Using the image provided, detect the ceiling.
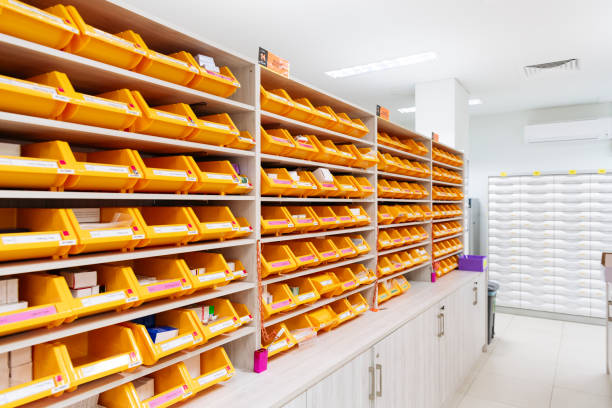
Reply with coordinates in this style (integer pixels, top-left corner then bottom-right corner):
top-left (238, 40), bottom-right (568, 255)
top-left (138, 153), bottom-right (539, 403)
top-left (122, 0), bottom-right (612, 124)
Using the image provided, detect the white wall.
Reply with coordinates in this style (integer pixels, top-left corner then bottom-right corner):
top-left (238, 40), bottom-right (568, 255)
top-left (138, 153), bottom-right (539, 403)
top-left (469, 103), bottom-right (612, 254)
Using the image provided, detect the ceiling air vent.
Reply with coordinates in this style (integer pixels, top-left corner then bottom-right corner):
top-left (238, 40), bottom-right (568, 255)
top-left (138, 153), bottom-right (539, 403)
top-left (524, 58), bottom-right (579, 76)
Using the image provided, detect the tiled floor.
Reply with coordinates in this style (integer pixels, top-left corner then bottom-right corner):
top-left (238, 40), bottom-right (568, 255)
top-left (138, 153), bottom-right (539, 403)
top-left (453, 313), bottom-right (612, 408)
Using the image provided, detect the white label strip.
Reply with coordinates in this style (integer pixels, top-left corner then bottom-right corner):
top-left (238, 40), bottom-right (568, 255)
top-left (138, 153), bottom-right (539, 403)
top-left (267, 93), bottom-right (289, 103)
top-left (319, 279), bottom-right (333, 286)
top-left (153, 225), bottom-right (188, 234)
top-left (198, 368), bottom-right (228, 386)
top-left (90, 27), bottom-right (145, 54)
top-left (155, 110), bottom-right (188, 122)
top-left (0, 378), bottom-right (55, 405)
top-left (151, 51), bottom-right (191, 68)
top-left (80, 291), bottom-right (127, 307)
top-left (205, 222), bottom-right (233, 230)
top-left (354, 304), bottom-right (367, 312)
top-left (152, 169), bottom-right (188, 178)
top-left (89, 228), bottom-right (133, 238)
top-left (297, 292), bottom-right (316, 302)
top-left (203, 121), bottom-right (231, 131)
top-left (84, 164), bottom-right (129, 174)
top-left (338, 311), bottom-right (352, 320)
top-left (0, 75), bottom-right (62, 97)
top-left (208, 319), bottom-right (235, 333)
top-left (267, 339), bottom-right (288, 353)
top-left (199, 272), bottom-right (226, 282)
top-left (2, 233), bottom-right (61, 245)
top-left (206, 173), bottom-right (234, 180)
top-left (0, 158), bottom-right (58, 169)
top-left (83, 94), bottom-right (130, 112)
top-left (80, 354), bottom-right (130, 378)
top-left (159, 333), bottom-right (193, 352)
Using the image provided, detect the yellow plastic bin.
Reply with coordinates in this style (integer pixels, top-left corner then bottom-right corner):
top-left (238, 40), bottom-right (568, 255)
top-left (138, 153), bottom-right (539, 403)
top-left (398, 251), bottom-right (415, 269)
top-left (307, 306), bottom-right (338, 332)
top-left (199, 298), bottom-right (240, 340)
top-left (314, 106), bottom-right (347, 134)
top-left (348, 293), bottom-right (369, 315)
top-left (311, 206), bottom-right (340, 230)
top-left (0, 1), bottom-right (79, 49)
top-left (378, 179), bottom-right (393, 198)
top-left (186, 347), bottom-right (235, 395)
top-left (264, 323), bottom-right (296, 357)
top-left (286, 240), bottom-right (320, 269)
top-left (0, 145), bottom-right (73, 191)
top-left (188, 63), bottom-right (241, 98)
top-left (182, 252), bottom-right (234, 289)
top-left (0, 342), bottom-right (71, 408)
top-left (330, 236), bottom-right (358, 259)
top-left (289, 134), bottom-right (319, 160)
top-left (228, 259), bottom-right (248, 280)
top-left (311, 138), bottom-right (345, 164)
top-left (387, 229), bottom-right (405, 247)
top-left (226, 130), bottom-right (255, 151)
top-left (186, 113), bottom-right (240, 146)
top-left (0, 71), bottom-right (72, 119)
top-left (329, 205), bottom-right (356, 227)
top-left (261, 167), bottom-right (298, 196)
top-left (395, 276), bottom-right (411, 293)
top-left (397, 227), bottom-right (414, 245)
top-left (352, 146), bottom-right (378, 169)
top-left (132, 154), bottom-right (198, 194)
top-left (133, 48), bottom-right (199, 86)
top-left (330, 298), bottom-right (355, 325)
top-left (129, 206), bottom-right (198, 247)
top-left (59, 85), bottom-right (142, 130)
top-left (0, 208), bottom-right (77, 262)
top-left (387, 280), bottom-right (402, 298)
top-left (331, 176), bottom-right (359, 198)
top-left (142, 362), bottom-right (194, 407)
top-left (229, 217), bottom-right (253, 239)
top-left (189, 160), bottom-right (239, 195)
top-left (262, 283), bottom-right (297, 319)
top-left (349, 234), bottom-right (371, 255)
top-left (23, 141), bottom-right (141, 193)
top-left (260, 86), bottom-right (295, 116)
top-left (377, 282), bottom-right (392, 304)
top-left (285, 96), bottom-right (316, 123)
top-left (285, 314), bottom-right (317, 344)
top-left (305, 170), bottom-right (337, 197)
top-left (310, 238), bottom-right (341, 263)
top-left (232, 302), bottom-right (253, 326)
top-left (333, 144), bottom-right (357, 167)
top-left (189, 206), bottom-right (239, 242)
top-left (338, 114), bottom-right (369, 138)
top-left (124, 309), bottom-right (203, 366)
top-left (377, 206), bottom-right (394, 225)
top-left (349, 206), bottom-right (371, 227)
top-left (331, 267), bottom-right (358, 295)
top-left (285, 206), bottom-right (318, 232)
top-left (261, 206), bottom-right (295, 236)
top-left (377, 256), bottom-right (394, 277)
top-left (378, 231), bottom-right (392, 250)
top-left (48, 325), bottom-right (142, 389)
top-left (261, 244), bottom-right (298, 277)
top-left (0, 274), bottom-right (73, 337)
top-left (310, 272), bottom-right (341, 297)
top-left (261, 127), bottom-right (296, 156)
top-left (129, 91), bottom-right (197, 139)
top-left (389, 254), bottom-right (405, 272)
top-left (353, 177), bottom-right (374, 198)
top-left (229, 174), bottom-right (254, 195)
top-left (309, 105), bottom-right (338, 129)
top-left (286, 277), bottom-right (320, 306)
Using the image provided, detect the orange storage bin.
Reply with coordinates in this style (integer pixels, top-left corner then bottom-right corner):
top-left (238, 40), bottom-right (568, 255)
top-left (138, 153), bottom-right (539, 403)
top-left (261, 206), bottom-right (295, 235)
top-left (184, 113), bottom-right (241, 146)
top-left (311, 138), bottom-right (345, 164)
top-left (348, 293), bottom-right (369, 315)
top-left (349, 235), bottom-right (370, 255)
top-left (309, 106), bottom-right (338, 129)
top-left (0, 71), bottom-right (71, 119)
top-left (398, 251), bottom-right (414, 269)
top-left (188, 63), bottom-right (241, 98)
top-left (350, 264), bottom-right (376, 285)
top-left (389, 254), bottom-right (405, 272)
top-left (22, 141), bottom-right (141, 193)
top-left (129, 91), bottom-right (197, 139)
top-left (285, 96), bottom-right (317, 123)
top-left (260, 86), bottom-right (295, 116)
top-left (285, 206), bottom-right (318, 232)
top-left (318, 107), bottom-right (350, 134)
top-left (378, 179), bottom-right (393, 197)
top-left (310, 272), bottom-right (341, 297)
top-left (353, 177), bottom-right (374, 198)
top-left (331, 267), bottom-right (358, 295)
top-left (378, 230), bottom-right (393, 250)
top-left (307, 306), bottom-right (338, 332)
top-left (228, 217), bottom-right (252, 239)
top-left (133, 48), bottom-right (199, 86)
top-left (377, 256), bottom-right (394, 277)
top-left (333, 176), bottom-right (360, 198)
top-left (395, 276), bottom-right (411, 293)
top-left (264, 323), bottom-right (296, 357)
top-left (132, 154), bottom-right (198, 194)
top-left (330, 236), bottom-right (358, 259)
top-left (388, 229), bottom-right (405, 247)
top-left (261, 244), bottom-right (298, 277)
top-left (349, 206), bottom-right (371, 227)
top-left (285, 314), bottom-right (317, 344)
top-left (186, 347), bottom-right (235, 395)
top-left (333, 144), bottom-right (357, 167)
top-left (310, 206), bottom-right (340, 229)
top-left (189, 206), bottom-right (239, 242)
top-left (226, 130), bottom-right (255, 151)
top-left (330, 205), bottom-right (356, 227)
top-left (189, 160), bottom-right (239, 195)
top-left (261, 167), bottom-right (298, 196)
top-left (262, 283), bottom-right (297, 319)
top-left (377, 281), bottom-right (392, 304)
top-left (288, 134), bottom-right (319, 160)
top-left (197, 298), bottom-right (240, 339)
top-left (330, 298), bottom-right (356, 325)
top-left (124, 309), bottom-right (203, 365)
top-left (131, 206), bottom-right (198, 247)
top-left (286, 276), bottom-right (320, 306)
top-left (311, 238), bottom-right (341, 263)
top-left (261, 127), bottom-right (295, 156)
top-left (182, 252), bottom-right (234, 289)
top-left (377, 205), bottom-right (394, 225)
top-left (287, 241), bottom-right (321, 268)
top-left (232, 302), bottom-right (253, 325)
top-left (306, 170), bottom-right (338, 197)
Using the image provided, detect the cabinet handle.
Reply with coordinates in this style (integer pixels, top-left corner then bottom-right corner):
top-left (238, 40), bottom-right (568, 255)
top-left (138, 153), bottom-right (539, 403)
top-left (369, 366), bottom-right (375, 400)
top-left (473, 286), bottom-right (478, 305)
top-left (437, 313), bottom-right (443, 337)
top-left (376, 363), bottom-right (382, 397)
top-left (441, 312), bottom-right (445, 336)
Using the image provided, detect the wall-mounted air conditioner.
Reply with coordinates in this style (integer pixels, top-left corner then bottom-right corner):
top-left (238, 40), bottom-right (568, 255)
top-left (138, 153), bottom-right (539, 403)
top-left (524, 118), bottom-right (612, 143)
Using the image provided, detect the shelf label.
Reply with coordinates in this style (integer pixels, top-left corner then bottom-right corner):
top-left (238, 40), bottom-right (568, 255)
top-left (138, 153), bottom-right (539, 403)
top-left (205, 222), bottom-right (233, 230)
top-left (322, 251), bottom-right (336, 258)
top-left (0, 158), bottom-right (58, 169)
top-left (80, 354), bottom-right (130, 378)
top-left (267, 93), bottom-right (290, 103)
top-left (0, 378), bottom-right (55, 405)
top-left (80, 291), bottom-right (127, 307)
top-left (341, 248), bottom-right (355, 254)
top-left (153, 225), bottom-right (188, 234)
top-left (199, 272), bottom-right (226, 282)
top-left (89, 228), bottom-right (133, 238)
top-left (90, 27), bottom-right (145, 54)
top-left (202, 121), bottom-right (230, 131)
top-left (267, 220), bottom-right (288, 226)
top-left (343, 280), bottom-right (355, 288)
top-left (2, 233), bottom-right (61, 245)
top-left (338, 311), bottom-right (352, 320)
top-left (198, 368), bottom-right (228, 386)
top-left (84, 164), bottom-right (129, 174)
top-left (205, 173), bottom-right (234, 180)
top-left (321, 217), bottom-right (336, 223)
top-left (207, 318), bottom-right (235, 333)
top-left (354, 304), bottom-right (367, 312)
top-left (267, 339), bottom-right (288, 353)
top-left (146, 280), bottom-right (182, 293)
top-left (240, 314), bottom-right (253, 324)
top-left (0, 305), bottom-right (56, 325)
top-left (159, 333), bottom-right (194, 352)
top-left (82, 94), bottom-right (132, 113)
top-left (297, 292), bottom-right (316, 302)
top-left (319, 279), bottom-right (333, 286)
top-left (233, 269), bottom-right (247, 278)
top-left (270, 136), bottom-right (291, 144)
top-left (298, 255), bottom-right (315, 262)
top-left (152, 169), bottom-right (188, 178)
top-left (146, 385), bottom-right (186, 408)
top-left (271, 260), bottom-right (291, 268)
top-left (154, 110), bottom-right (188, 122)
top-left (271, 299), bottom-right (291, 310)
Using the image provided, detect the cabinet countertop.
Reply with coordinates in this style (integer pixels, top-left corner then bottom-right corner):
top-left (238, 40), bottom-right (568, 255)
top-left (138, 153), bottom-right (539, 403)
top-left (177, 271), bottom-right (484, 408)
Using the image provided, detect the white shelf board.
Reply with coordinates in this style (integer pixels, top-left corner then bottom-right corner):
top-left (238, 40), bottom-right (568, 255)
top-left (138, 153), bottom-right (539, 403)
top-left (432, 200), bottom-right (463, 204)
top-left (433, 233), bottom-right (464, 243)
top-left (263, 283), bottom-right (375, 327)
top-left (261, 197), bottom-right (374, 203)
top-left (0, 112), bottom-right (255, 156)
top-left (432, 160), bottom-right (463, 172)
top-left (260, 153), bottom-right (374, 175)
top-left (378, 221), bottom-right (430, 229)
top-left (0, 281), bottom-right (254, 353)
top-left (377, 241), bottom-right (429, 256)
top-left (375, 117), bottom-right (430, 142)
top-left (260, 226), bottom-right (374, 243)
top-left (378, 263), bottom-right (432, 283)
top-left (21, 326), bottom-right (256, 408)
top-left (0, 239), bottom-right (255, 276)
top-left (0, 33), bottom-right (254, 112)
top-left (377, 144), bottom-right (431, 162)
top-left (377, 171), bottom-right (430, 183)
top-left (0, 190), bottom-right (255, 201)
top-left (434, 249), bottom-right (464, 262)
top-left (262, 254), bottom-right (375, 285)
top-left (432, 180), bottom-right (464, 187)
top-left (432, 217), bottom-right (463, 223)
top-left (261, 111), bottom-right (373, 146)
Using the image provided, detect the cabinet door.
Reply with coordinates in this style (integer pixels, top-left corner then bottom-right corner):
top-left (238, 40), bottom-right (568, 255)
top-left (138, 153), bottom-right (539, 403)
top-left (306, 349), bottom-right (372, 408)
top-left (439, 292), bottom-right (463, 406)
top-left (417, 303), bottom-right (442, 408)
top-left (373, 318), bottom-right (418, 407)
top-left (282, 392), bottom-right (307, 408)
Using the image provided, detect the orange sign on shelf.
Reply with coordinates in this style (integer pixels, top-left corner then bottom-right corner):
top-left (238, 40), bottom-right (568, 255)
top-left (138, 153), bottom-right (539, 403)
top-left (376, 105), bottom-right (390, 120)
top-left (258, 47), bottom-right (289, 77)
top-left (432, 132), bottom-right (440, 142)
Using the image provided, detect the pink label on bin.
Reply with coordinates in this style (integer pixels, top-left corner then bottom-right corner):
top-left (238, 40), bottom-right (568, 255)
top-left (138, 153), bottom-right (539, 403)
top-left (344, 280), bottom-right (355, 287)
top-left (271, 299), bottom-right (291, 309)
top-left (298, 142), bottom-right (313, 148)
top-left (321, 217), bottom-right (336, 222)
top-left (271, 261), bottom-right (291, 268)
top-left (321, 183), bottom-right (335, 188)
top-left (299, 255), bottom-right (315, 262)
top-left (0, 305), bottom-right (56, 325)
top-left (339, 216), bottom-right (352, 221)
top-left (147, 386), bottom-right (185, 408)
top-left (297, 219), bottom-right (313, 224)
top-left (268, 220), bottom-right (288, 225)
top-left (147, 280), bottom-right (182, 293)
top-left (341, 248), bottom-right (354, 254)
top-left (271, 136), bottom-right (290, 144)
top-left (274, 179), bottom-right (291, 184)
top-left (322, 251), bottom-right (336, 257)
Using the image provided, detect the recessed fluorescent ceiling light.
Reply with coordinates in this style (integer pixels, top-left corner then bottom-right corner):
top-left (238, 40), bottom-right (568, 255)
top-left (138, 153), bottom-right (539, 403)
top-left (398, 99), bottom-right (483, 113)
top-left (325, 52), bottom-right (437, 79)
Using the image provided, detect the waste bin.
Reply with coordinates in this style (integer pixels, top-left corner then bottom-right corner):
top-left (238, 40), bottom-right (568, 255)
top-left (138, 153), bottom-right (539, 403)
top-left (488, 281), bottom-right (500, 344)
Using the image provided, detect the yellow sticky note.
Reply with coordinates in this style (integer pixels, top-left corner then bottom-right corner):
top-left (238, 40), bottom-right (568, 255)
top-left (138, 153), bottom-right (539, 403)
top-left (568, 169), bottom-right (576, 175)
top-left (533, 171), bottom-right (541, 176)
top-left (500, 172), bottom-right (507, 177)
top-left (598, 169), bottom-right (607, 174)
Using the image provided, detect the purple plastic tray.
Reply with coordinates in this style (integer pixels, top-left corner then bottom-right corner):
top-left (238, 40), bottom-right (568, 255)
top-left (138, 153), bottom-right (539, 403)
top-left (458, 255), bottom-right (487, 272)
